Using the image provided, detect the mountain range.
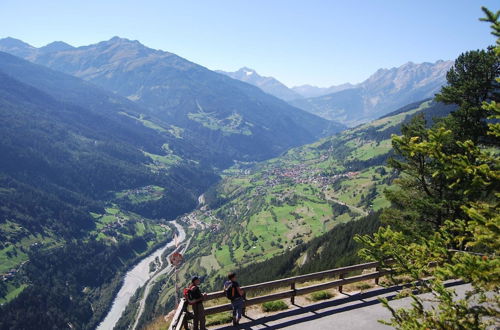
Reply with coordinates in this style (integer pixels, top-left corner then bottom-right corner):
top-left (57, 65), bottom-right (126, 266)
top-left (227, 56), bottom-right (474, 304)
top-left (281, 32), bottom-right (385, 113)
top-left (220, 60), bottom-right (453, 126)
top-left (0, 50), bottom-right (225, 328)
top-left (0, 35), bottom-right (457, 329)
top-left (1, 36), bottom-right (453, 129)
top-left (0, 37), bottom-right (344, 162)
top-left (0, 37), bottom-right (346, 327)
top-left (216, 67), bottom-right (302, 101)
top-left (0, 51), bottom-right (218, 213)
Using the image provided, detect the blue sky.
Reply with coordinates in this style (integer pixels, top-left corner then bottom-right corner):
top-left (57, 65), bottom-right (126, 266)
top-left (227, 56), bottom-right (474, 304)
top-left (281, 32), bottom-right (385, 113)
top-left (0, 0), bottom-right (497, 87)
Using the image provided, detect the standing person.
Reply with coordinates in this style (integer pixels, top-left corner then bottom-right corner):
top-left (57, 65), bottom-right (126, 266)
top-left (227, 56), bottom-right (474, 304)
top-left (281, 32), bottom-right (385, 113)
top-left (224, 272), bottom-right (245, 326)
top-left (186, 276), bottom-right (207, 330)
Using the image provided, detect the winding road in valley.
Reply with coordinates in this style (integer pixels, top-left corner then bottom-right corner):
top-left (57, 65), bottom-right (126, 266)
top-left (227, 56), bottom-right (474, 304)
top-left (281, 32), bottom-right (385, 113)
top-left (97, 221), bottom-right (185, 330)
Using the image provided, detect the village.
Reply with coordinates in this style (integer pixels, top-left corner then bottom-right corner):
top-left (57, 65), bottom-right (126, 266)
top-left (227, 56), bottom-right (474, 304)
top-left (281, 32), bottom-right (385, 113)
top-left (264, 164), bottom-right (359, 188)
top-left (179, 156), bottom-right (360, 235)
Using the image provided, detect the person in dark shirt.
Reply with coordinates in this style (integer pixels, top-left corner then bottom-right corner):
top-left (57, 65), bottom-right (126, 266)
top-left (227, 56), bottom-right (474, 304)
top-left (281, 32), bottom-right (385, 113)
top-left (224, 272), bottom-right (245, 326)
top-left (188, 276), bottom-right (207, 330)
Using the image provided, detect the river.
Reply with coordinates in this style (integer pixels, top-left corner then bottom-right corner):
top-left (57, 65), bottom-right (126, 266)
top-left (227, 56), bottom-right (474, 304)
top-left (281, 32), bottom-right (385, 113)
top-left (96, 221), bottom-right (185, 330)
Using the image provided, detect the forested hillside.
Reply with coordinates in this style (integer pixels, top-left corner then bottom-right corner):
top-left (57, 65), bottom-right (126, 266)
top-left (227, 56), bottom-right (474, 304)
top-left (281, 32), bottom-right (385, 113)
top-left (0, 53), bottom-right (217, 329)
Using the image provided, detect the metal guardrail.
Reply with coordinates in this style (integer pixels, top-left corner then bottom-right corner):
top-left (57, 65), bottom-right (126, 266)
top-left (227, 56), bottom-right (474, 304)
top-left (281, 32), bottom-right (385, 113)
top-left (168, 261), bottom-right (389, 330)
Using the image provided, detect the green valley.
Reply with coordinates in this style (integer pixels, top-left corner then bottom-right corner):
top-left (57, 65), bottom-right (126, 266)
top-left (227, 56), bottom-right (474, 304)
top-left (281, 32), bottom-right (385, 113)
top-left (0, 4), bottom-right (497, 330)
top-left (132, 100), bottom-right (455, 328)
top-left (185, 101), bottom-right (443, 276)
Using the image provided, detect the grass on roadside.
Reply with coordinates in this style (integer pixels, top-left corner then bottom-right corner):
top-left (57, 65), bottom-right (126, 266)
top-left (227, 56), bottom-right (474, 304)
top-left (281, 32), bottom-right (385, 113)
top-left (309, 290), bottom-right (334, 301)
top-left (206, 312), bottom-right (233, 326)
top-left (262, 300), bottom-right (288, 312)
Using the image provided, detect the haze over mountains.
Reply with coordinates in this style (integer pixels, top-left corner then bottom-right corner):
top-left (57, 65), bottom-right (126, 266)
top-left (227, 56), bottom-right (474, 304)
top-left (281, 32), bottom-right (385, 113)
top-left (216, 67), bottom-right (303, 101)
top-left (291, 83), bottom-right (355, 98)
top-left (221, 60), bottom-right (453, 126)
top-left (0, 37), bottom-right (343, 162)
top-left (0, 36), bottom-right (454, 129)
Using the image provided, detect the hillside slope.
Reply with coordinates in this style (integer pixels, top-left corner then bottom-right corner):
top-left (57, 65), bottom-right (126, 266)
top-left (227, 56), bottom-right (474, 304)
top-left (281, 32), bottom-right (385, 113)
top-left (186, 100), bottom-right (453, 275)
top-left (0, 53), bottom-right (221, 328)
top-left (135, 100), bottom-right (456, 326)
top-left (0, 37), bottom-right (345, 161)
top-left (0, 51), bottom-right (220, 215)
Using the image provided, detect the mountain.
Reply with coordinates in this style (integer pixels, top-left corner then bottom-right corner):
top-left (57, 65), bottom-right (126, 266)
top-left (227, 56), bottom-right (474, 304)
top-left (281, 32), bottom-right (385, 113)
top-left (0, 37), bottom-right (345, 161)
top-left (216, 67), bottom-right (302, 101)
top-left (38, 41), bottom-right (74, 53)
top-left (289, 60), bottom-right (453, 126)
top-left (291, 83), bottom-right (355, 98)
top-left (215, 60), bottom-right (452, 127)
top-left (0, 51), bottom-right (224, 328)
top-left (0, 51), bottom-right (218, 212)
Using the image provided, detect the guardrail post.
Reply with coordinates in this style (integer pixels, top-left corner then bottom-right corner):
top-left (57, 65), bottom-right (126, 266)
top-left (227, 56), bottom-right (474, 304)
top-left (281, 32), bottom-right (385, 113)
top-left (338, 273), bottom-right (345, 293)
top-left (375, 266), bottom-right (380, 285)
top-left (290, 282), bottom-right (296, 304)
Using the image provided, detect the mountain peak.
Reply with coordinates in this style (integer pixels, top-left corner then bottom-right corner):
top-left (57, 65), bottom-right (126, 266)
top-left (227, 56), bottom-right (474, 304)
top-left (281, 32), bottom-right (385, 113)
top-left (0, 37), bottom-right (34, 49)
top-left (218, 67), bottom-right (303, 101)
top-left (106, 36), bottom-right (142, 46)
top-left (238, 67), bottom-right (257, 76)
top-left (40, 41), bottom-right (74, 53)
top-left (401, 61), bottom-right (416, 67)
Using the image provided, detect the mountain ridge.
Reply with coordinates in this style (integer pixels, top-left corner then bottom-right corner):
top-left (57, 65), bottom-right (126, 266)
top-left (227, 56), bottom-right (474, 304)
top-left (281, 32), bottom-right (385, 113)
top-left (214, 59), bottom-right (452, 127)
top-left (289, 60), bottom-right (453, 126)
top-left (0, 37), bottom-right (345, 161)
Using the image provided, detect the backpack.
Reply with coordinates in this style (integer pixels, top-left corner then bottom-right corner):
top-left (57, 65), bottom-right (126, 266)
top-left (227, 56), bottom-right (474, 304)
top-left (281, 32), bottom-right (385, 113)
top-left (183, 284), bottom-right (196, 305)
top-left (224, 281), bottom-right (237, 300)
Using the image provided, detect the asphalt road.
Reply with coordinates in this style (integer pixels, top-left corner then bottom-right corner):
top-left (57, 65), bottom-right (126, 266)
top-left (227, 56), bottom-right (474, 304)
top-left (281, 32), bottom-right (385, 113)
top-left (214, 281), bottom-right (469, 330)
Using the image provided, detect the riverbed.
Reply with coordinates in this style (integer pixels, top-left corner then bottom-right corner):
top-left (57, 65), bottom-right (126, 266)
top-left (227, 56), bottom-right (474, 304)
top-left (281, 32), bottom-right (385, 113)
top-left (96, 221), bottom-right (185, 330)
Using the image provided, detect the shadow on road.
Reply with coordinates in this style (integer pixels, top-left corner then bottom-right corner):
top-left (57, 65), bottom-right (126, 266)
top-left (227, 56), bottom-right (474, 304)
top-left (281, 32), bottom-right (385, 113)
top-left (214, 280), bottom-right (464, 329)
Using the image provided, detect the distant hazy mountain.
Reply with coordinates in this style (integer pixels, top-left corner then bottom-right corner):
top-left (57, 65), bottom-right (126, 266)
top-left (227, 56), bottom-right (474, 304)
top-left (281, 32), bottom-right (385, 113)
top-left (291, 83), bottom-right (355, 98)
top-left (289, 60), bottom-right (453, 126)
top-left (216, 67), bottom-right (302, 101)
top-left (0, 37), bottom-right (344, 161)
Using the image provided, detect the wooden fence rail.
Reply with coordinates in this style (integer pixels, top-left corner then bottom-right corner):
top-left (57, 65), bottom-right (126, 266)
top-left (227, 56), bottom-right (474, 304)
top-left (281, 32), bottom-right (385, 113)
top-left (168, 261), bottom-right (390, 330)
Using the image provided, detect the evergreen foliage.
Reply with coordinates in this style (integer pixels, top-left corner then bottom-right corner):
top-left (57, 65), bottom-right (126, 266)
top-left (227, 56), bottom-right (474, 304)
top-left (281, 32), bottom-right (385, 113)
top-left (355, 8), bottom-right (500, 328)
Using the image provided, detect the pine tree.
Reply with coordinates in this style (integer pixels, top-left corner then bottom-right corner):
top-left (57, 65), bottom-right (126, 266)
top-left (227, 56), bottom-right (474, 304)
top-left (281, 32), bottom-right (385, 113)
top-left (436, 48), bottom-right (499, 143)
top-left (355, 7), bottom-right (500, 328)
